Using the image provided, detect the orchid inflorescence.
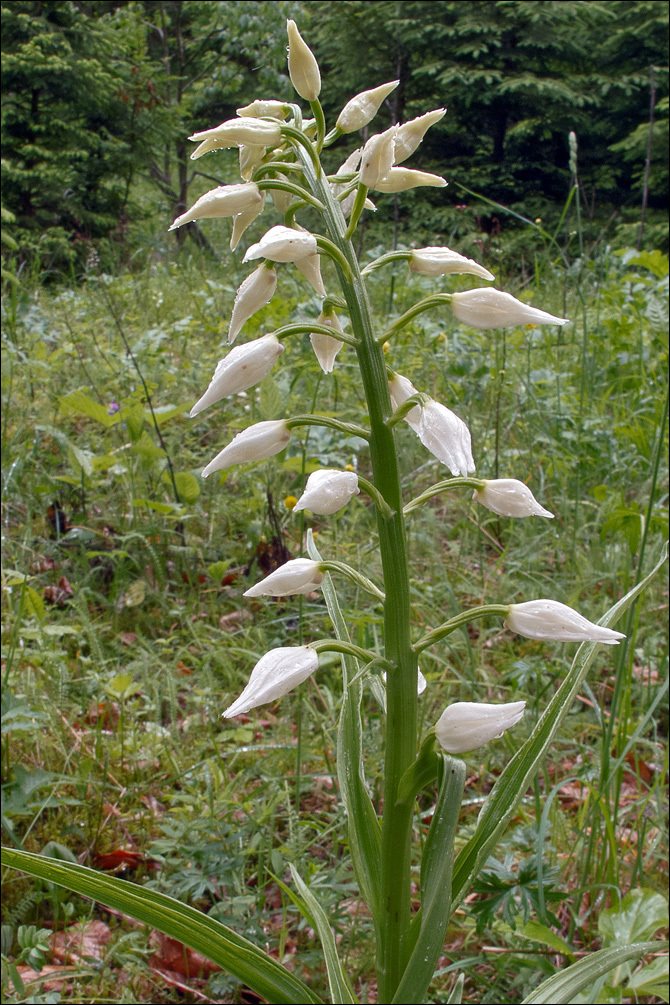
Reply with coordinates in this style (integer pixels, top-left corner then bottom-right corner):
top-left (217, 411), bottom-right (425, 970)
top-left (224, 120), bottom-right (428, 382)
top-left (174, 20), bottom-right (626, 1002)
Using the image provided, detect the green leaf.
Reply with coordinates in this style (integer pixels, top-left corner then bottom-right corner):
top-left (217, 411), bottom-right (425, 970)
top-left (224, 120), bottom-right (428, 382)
top-left (521, 942), bottom-right (668, 1004)
top-left (163, 470), bottom-right (200, 504)
top-left (392, 755), bottom-right (466, 1003)
top-left (2, 849), bottom-right (323, 1005)
top-left (59, 390), bottom-right (119, 427)
top-left (599, 889), bottom-right (669, 948)
top-left (451, 545), bottom-right (668, 909)
top-left (307, 530), bottom-right (382, 931)
top-left (24, 586), bottom-right (46, 621)
top-left (626, 954), bottom-right (669, 1000)
top-left (518, 920), bottom-right (576, 960)
top-left (151, 402), bottom-right (190, 425)
top-left (132, 498), bottom-right (179, 515)
top-left (288, 865), bottom-right (359, 1005)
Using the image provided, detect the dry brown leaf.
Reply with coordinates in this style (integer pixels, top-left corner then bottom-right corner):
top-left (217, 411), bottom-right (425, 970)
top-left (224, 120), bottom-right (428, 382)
top-left (51, 920), bottom-right (111, 964)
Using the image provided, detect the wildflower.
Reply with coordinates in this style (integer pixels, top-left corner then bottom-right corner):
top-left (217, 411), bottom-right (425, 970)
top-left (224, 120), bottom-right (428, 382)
top-left (474, 480), bottom-right (554, 518)
top-left (284, 495), bottom-right (298, 511)
top-left (389, 374), bottom-right (475, 476)
top-left (223, 645), bottom-right (319, 717)
top-left (230, 196), bottom-right (266, 252)
top-left (450, 289), bottom-right (568, 329)
top-left (201, 420), bottom-right (290, 478)
top-left (435, 701), bottom-right (526, 754)
top-left (336, 80), bottom-right (399, 133)
top-left (168, 183), bottom-right (263, 231)
top-left (287, 20), bottom-right (321, 101)
top-left (243, 225), bottom-right (317, 263)
top-left (244, 558), bottom-right (324, 597)
top-left (293, 469), bottom-right (360, 515)
top-left (505, 601), bottom-right (625, 644)
top-left (107, 401), bottom-right (120, 415)
top-left (360, 126), bottom-right (398, 189)
top-left (189, 119), bottom-right (282, 160)
top-left (295, 253), bottom-right (326, 296)
top-left (410, 247), bottom-right (494, 282)
top-left (417, 401), bottom-right (476, 477)
top-left (237, 99), bottom-right (289, 119)
top-left (238, 143), bottom-right (266, 181)
top-left (190, 335), bottom-right (284, 418)
top-left (393, 109), bottom-right (446, 164)
top-left (228, 265), bottom-right (277, 344)
top-left (310, 311), bottom-right (345, 373)
top-left (373, 168), bottom-right (447, 193)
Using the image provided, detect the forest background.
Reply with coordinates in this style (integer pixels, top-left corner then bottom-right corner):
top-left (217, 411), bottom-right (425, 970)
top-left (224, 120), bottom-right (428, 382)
top-left (1, 3), bottom-right (669, 1004)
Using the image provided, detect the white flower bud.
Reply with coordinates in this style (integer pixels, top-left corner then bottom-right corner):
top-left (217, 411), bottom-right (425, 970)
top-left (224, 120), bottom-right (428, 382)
top-left (389, 374), bottom-right (475, 476)
top-left (287, 20), bottom-right (321, 101)
top-left (295, 253), bottom-right (326, 296)
top-left (201, 420), bottom-right (290, 477)
top-left (388, 372), bottom-right (421, 429)
top-left (190, 335), bottom-right (284, 418)
top-left (230, 196), bottom-right (266, 252)
top-left (310, 311), bottom-right (344, 373)
top-left (229, 265), bottom-right (277, 344)
top-left (373, 168), bottom-right (447, 193)
top-left (223, 645), bottom-right (319, 717)
top-left (450, 289), bottom-right (569, 329)
top-left (244, 558), bottom-right (324, 597)
top-left (393, 109), bottom-right (446, 164)
top-left (336, 80), bottom-right (399, 133)
top-left (293, 469), bottom-right (360, 515)
top-left (474, 479), bottom-right (554, 519)
top-left (189, 119), bottom-right (282, 159)
top-left (168, 183), bottom-right (262, 231)
top-left (237, 99), bottom-right (289, 119)
top-left (505, 601), bottom-right (625, 644)
top-left (238, 143), bottom-right (266, 181)
top-left (360, 126), bottom-right (398, 188)
top-left (243, 225), bottom-right (317, 263)
top-left (410, 247), bottom-right (495, 282)
top-left (435, 701), bottom-right (525, 754)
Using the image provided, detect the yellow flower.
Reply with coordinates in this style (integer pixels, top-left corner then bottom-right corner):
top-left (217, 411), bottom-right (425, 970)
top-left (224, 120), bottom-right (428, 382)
top-left (284, 495), bottom-right (298, 511)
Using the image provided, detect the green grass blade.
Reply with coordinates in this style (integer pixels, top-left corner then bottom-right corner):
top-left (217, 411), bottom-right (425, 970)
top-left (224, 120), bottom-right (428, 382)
top-left (521, 941), bottom-right (668, 1004)
top-left (288, 864), bottom-right (359, 1005)
top-left (452, 544), bottom-right (668, 907)
top-left (392, 755), bottom-right (466, 1003)
top-left (2, 848), bottom-right (323, 1005)
top-left (307, 531), bottom-right (382, 926)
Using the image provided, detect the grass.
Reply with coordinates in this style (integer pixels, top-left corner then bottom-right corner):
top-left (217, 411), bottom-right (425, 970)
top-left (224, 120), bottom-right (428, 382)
top-left (1, 229), bottom-right (668, 1003)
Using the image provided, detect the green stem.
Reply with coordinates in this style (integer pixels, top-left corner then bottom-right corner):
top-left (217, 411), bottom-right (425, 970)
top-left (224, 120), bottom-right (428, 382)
top-left (286, 413), bottom-right (369, 440)
top-left (256, 179), bottom-right (324, 211)
top-left (320, 561), bottom-right (385, 602)
top-left (311, 639), bottom-right (393, 669)
top-left (356, 475), bottom-right (394, 520)
top-left (362, 250), bottom-right (413, 276)
top-left (381, 294), bottom-right (453, 342)
top-left (404, 476), bottom-right (486, 514)
top-left (272, 322), bottom-right (358, 348)
top-left (344, 185), bottom-right (369, 240)
top-left (414, 604), bottom-right (510, 653)
top-left (297, 137), bottom-right (419, 1002)
top-left (309, 99), bottom-right (326, 152)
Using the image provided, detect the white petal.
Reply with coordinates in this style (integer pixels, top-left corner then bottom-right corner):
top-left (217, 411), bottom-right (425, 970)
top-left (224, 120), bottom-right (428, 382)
top-left (223, 646), bottom-right (318, 717)
top-left (243, 225), bottom-right (317, 263)
top-left (293, 469), bottom-right (360, 515)
top-left (228, 266), bottom-right (277, 344)
top-left (474, 480), bottom-right (554, 518)
top-left (451, 289), bottom-right (568, 329)
top-left (505, 601), bottom-right (625, 644)
top-left (244, 558), bottom-right (324, 597)
top-left (201, 420), bottom-right (289, 477)
top-left (435, 700), bottom-right (525, 754)
top-left (190, 335), bottom-right (284, 417)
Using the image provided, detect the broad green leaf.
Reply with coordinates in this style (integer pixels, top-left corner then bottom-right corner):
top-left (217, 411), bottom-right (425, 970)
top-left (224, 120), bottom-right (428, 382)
top-left (163, 470), bottom-right (200, 504)
top-left (626, 954), bottom-right (669, 1000)
top-left (208, 560), bottom-right (233, 582)
top-left (307, 530), bottom-right (382, 931)
top-left (392, 755), bottom-right (466, 1003)
top-left (132, 498), bottom-right (179, 515)
top-left (23, 587), bottom-right (46, 621)
top-left (59, 390), bottom-right (119, 427)
top-left (521, 942), bottom-right (668, 1004)
top-left (452, 544), bottom-right (668, 908)
top-left (67, 443), bottom-right (94, 477)
top-left (2, 849), bottom-right (322, 1005)
top-left (599, 889), bottom-right (669, 947)
top-left (288, 865), bottom-right (359, 1005)
top-left (151, 402), bottom-right (190, 425)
